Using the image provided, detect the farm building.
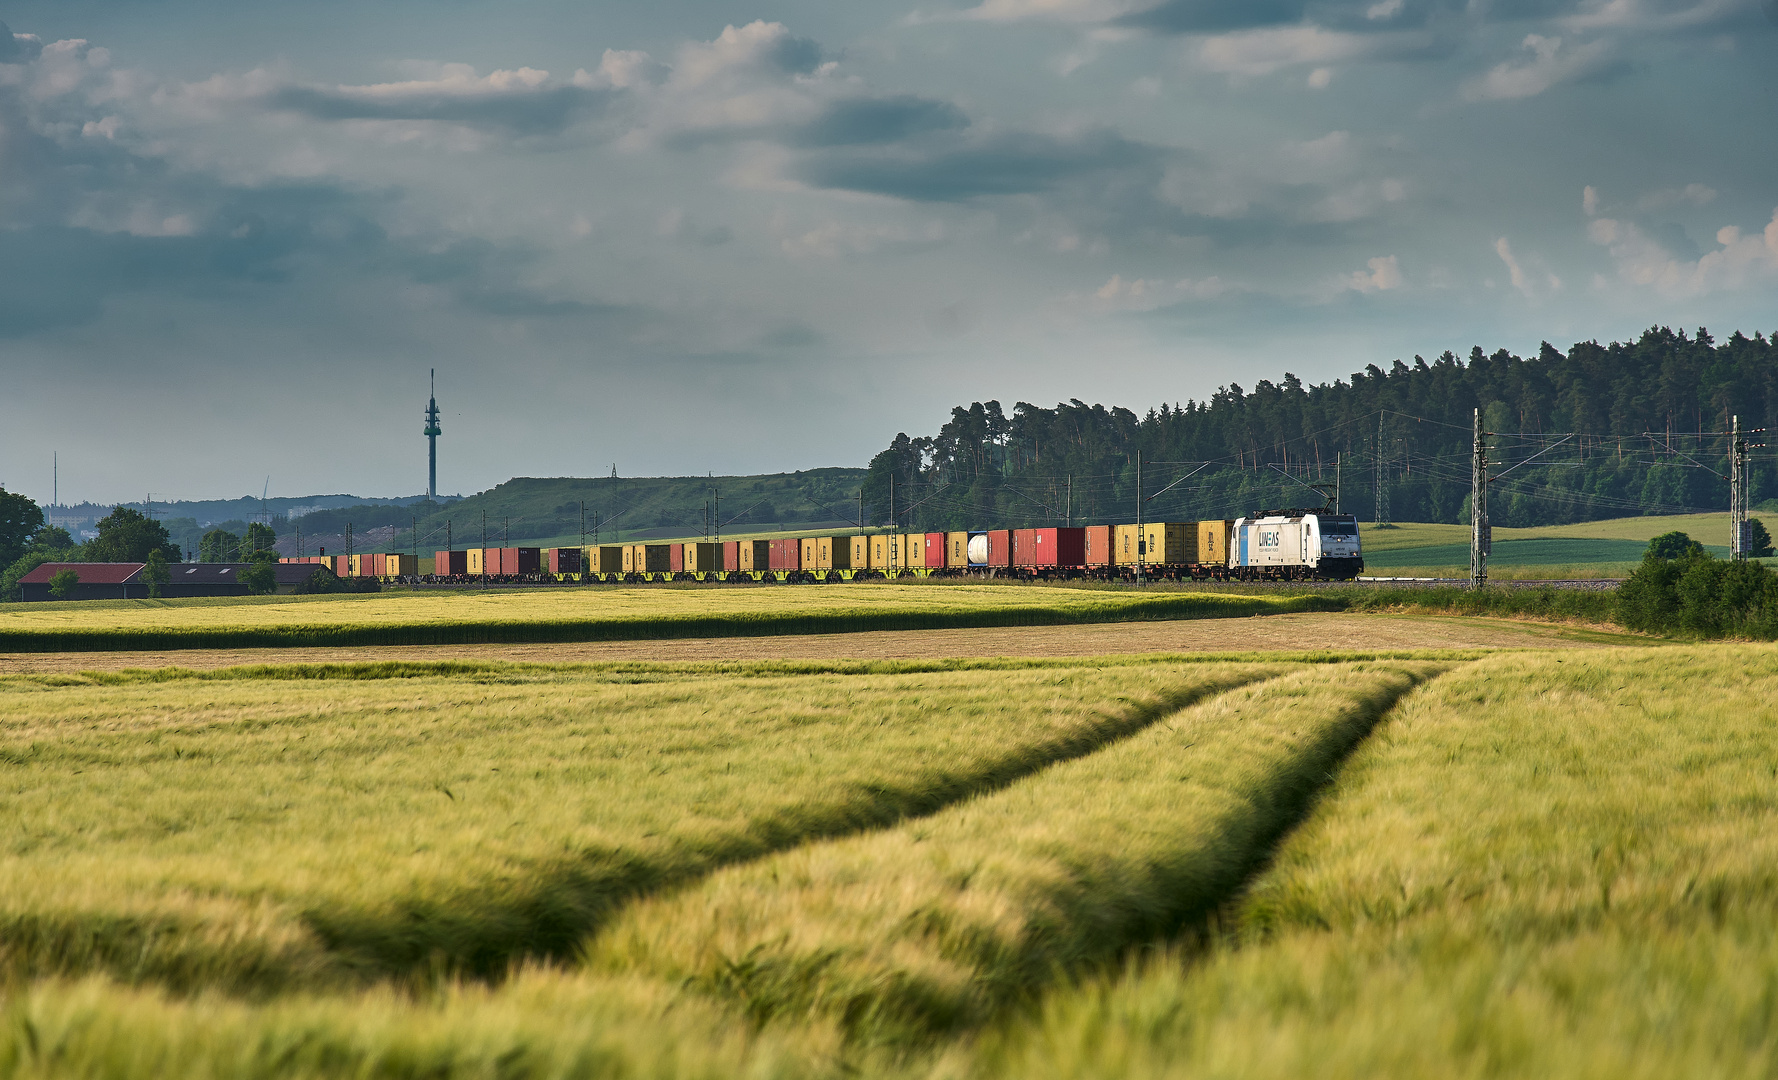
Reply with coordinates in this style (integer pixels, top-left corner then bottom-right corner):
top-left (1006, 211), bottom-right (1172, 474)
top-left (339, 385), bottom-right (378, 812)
top-left (18, 562), bottom-right (321, 601)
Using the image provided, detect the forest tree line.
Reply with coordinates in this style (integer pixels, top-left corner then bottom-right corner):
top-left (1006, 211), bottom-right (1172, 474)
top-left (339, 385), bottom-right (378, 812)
top-left (864, 326), bottom-right (1778, 531)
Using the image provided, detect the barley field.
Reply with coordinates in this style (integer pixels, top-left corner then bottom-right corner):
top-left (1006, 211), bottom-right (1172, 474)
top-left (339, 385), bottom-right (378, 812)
top-left (962, 645), bottom-right (1778, 1080)
top-left (0, 584), bottom-right (1335, 651)
top-left (2, 632), bottom-right (1773, 1078)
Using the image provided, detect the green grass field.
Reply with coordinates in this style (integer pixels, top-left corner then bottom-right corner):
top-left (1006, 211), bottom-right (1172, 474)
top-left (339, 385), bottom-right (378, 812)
top-left (2, 625), bottom-right (1775, 1077)
top-left (1357, 511), bottom-right (1777, 578)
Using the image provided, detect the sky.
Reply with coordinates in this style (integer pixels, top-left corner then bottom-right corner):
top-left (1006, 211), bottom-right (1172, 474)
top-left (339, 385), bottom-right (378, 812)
top-left (1, 0), bottom-right (1775, 505)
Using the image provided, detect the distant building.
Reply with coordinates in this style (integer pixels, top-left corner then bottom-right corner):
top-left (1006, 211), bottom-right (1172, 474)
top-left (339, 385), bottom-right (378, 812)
top-left (18, 562), bottom-right (320, 601)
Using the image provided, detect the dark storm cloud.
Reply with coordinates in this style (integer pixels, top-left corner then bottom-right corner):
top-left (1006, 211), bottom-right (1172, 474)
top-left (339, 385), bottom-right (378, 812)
top-left (267, 82), bottom-right (612, 136)
top-left (0, 21), bottom-right (42, 62)
top-left (1114, 0), bottom-right (1763, 33)
top-left (799, 128), bottom-right (1164, 201)
top-left (0, 185), bottom-right (650, 338)
top-left (790, 96), bottom-right (969, 147)
top-left (1114, 0), bottom-right (1313, 34)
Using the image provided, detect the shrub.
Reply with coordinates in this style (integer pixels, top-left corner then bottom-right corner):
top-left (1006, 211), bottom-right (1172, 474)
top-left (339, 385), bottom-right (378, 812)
top-left (1616, 551), bottom-right (1778, 638)
top-left (1645, 530), bottom-right (1704, 560)
top-left (293, 567), bottom-right (345, 594)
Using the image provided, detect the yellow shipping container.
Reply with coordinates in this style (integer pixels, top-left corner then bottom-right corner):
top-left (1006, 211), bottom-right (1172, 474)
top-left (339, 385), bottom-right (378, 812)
top-left (737, 540), bottom-right (770, 572)
top-left (946, 531), bottom-right (969, 568)
top-left (815, 536), bottom-right (853, 571)
top-left (896, 533), bottom-right (923, 571)
top-left (466, 549), bottom-right (485, 574)
top-left (591, 546), bottom-right (623, 574)
top-left (1197, 520), bottom-right (1233, 566)
top-left (1115, 524), bottom-right (1140, 564)
top-left (385, 553), bottom-right (417, 576)
top-left (850, 535), bottom-right (870, 569)
top-left (1141, 523), bottom-right (1192, 564)
top-left (642, 545), bottom-right (671, 574)
top-left (684, 542), bottom-right (722, 573)
top-left (800, 537), bottom-right (819, 570)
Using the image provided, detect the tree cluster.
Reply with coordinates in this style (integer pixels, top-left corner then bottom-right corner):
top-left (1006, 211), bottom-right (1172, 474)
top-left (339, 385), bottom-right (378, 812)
top-left (1617, 531), bottom-right (1778, 638)
top-left (0, 497), bottom-right (190, 600)
top-left (866, 327), bottom-right (1778, 531)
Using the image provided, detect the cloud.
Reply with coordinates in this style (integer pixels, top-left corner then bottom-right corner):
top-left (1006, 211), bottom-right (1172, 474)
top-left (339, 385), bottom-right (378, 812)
top-left (1494, 236), bottom-right (1561, 296)
top-left (797, 127), bottom-right (1163, 201)
top-left (1196, 25), bottom-right (1439, 75)
top-left (952, 0), bottom-right (1148, 22)
top-left (790, 95), bottom-right (968, 147)
top-left (1116, 0), bottom-right (1314, 33)
top-left (1343, 254), bottom-right (1402, 292)
top-left (1561, 0), bottom-right (1756, 32)
top-left (0, 21), bottom-right (44, 64)
top-left (637, 21), bottom-right (834, 147)
top-left (1462, 33), bottom-right (1618, 99)
top-left (1087, 272), bottom-right (1227, 311)
top-left (776, 217), bottom-right (948, 258)
top-left (1588, 207), bottom-right (1778, 295)
top-left (266, 65), bottom-right (610, 135)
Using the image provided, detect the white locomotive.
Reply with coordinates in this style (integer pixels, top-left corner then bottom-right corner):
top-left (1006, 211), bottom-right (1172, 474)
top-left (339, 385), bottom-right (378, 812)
top-left (1229, 511), bottom-right (1364, 581)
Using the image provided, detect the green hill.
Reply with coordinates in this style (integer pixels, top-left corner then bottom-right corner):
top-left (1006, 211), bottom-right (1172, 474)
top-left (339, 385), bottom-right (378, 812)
top-left (394, 470), bottom-right (870, 551)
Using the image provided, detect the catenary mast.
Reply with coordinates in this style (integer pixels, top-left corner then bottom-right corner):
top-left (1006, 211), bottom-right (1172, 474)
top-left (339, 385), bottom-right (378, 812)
top-left (424, 369), bottom-right (442, 500)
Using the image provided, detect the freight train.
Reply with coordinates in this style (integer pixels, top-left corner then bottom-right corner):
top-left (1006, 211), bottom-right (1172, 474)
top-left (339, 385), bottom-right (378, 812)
top-left (282, 510), bottom-right (1363, 584)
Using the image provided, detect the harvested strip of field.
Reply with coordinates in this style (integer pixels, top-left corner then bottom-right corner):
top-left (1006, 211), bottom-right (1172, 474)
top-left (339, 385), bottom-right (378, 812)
top-left (590, 661), bottom-right (1448, 1050)
top-left (0, 584), bottom-right (1342, 652)
top-left (0, 612), bottom-right (1626, 674)
top-left (967, 645), bottom-right (1778, 1079)
top-left (0, 660), bottom-right (1285, 993)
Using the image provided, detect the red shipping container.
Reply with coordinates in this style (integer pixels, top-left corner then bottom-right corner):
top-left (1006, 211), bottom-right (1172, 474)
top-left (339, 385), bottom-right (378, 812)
top-left (1038, 527), bottom-right (1085, 567)
top-left (669, 544), bottom-right (684, 573)
top-left (1012, 528), bottom-right (1038, 567)
top-left (435, 550), bottom-right (467, 575)
top-left (768, 537), bottom-right (800, 570)
top-left (1082, 526), bottom-right (1113, 567)
top-left (923, 532), bottom-right (946, 568)
top-left (722, 541), bottom-right (739, 571)
top-left (986, 529), bottom-right (1011, 567)
top-left (548, 548), bottom-right (580, 573)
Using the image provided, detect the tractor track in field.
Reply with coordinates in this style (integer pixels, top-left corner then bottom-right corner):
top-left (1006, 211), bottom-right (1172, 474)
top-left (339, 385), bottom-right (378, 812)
top-left (285, 668), bottom-right (1301, 986)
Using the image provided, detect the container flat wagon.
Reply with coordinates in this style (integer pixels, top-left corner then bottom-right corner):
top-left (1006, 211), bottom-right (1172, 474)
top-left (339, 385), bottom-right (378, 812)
top-left (294, 509), bottom-right (1360, 586)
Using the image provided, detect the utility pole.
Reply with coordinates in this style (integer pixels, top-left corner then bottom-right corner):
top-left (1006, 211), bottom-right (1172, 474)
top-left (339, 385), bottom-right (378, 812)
top-left (1731, 414), bottom-right (1748, 560)
top-left (1067, 474), bottom-right (1072, 527)
top-left (889, 475), bottom-right (897, 577)
top-left (1136, 449), bottom-right (1144, 586)
top-left (1374, 414), bottom-right (1388, 526)
top-left (1335, 453), bottom-right (1341, 515)
top-left (52, 452), bottom-right (56, 515)
top-left (1471, 408), bottom-right (1490, 589)
top-left (411, 515), bottom-right (418, 578)
top-left (481, 510), bottom-right (487, 589)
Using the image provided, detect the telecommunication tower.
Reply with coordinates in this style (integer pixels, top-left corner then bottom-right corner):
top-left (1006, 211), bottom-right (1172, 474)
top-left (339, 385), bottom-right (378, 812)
top-left (424, 369), bottom-right (442, 501)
